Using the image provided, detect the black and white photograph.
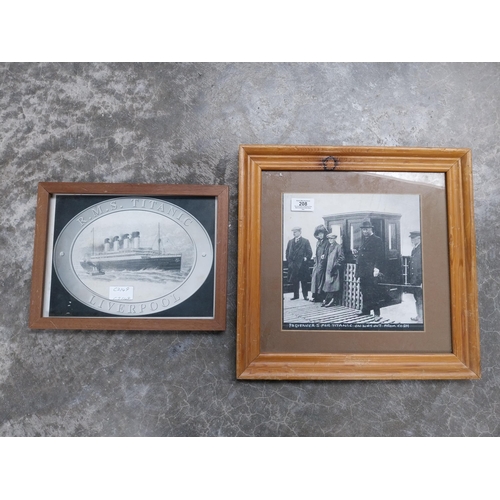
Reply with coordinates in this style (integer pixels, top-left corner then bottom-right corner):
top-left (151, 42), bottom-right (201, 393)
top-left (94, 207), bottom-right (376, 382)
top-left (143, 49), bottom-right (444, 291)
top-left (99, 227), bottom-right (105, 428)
top-left (46, 195), bottom-right (216, 318)
top-left (283, 193), bottom-right (424, 331)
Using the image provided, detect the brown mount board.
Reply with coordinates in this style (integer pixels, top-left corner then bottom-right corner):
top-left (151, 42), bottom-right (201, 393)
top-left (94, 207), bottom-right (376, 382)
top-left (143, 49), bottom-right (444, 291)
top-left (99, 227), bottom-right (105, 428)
top-left (237, 145), bottom-right (480, 380)
top-left (30, 182), bottom-right (229, 331)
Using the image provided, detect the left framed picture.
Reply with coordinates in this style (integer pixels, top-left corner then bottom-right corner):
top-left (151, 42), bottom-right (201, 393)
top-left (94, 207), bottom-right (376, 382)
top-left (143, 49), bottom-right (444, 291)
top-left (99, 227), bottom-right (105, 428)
top-left (29, 183), bottom-right (229, 331)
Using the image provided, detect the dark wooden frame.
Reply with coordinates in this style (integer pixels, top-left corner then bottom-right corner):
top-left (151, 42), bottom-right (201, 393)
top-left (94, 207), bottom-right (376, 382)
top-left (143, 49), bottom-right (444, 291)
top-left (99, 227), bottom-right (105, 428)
top-left (30, 182), bottom-right (229, 331)
top-left (237, 145), bottom-right (480, 380)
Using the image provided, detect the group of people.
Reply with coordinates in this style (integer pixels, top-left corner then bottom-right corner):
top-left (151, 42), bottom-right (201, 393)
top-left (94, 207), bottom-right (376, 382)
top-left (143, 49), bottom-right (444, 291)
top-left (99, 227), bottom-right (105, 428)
top-left (285, 224), bottom-right (344, 308)
top-left (285, 220), bottom-right (423, 321)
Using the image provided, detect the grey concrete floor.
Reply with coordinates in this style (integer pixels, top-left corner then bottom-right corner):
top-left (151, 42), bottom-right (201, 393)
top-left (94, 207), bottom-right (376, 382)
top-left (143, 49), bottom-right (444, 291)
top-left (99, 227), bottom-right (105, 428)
top-left (1, 62), bottom-right (499, 436)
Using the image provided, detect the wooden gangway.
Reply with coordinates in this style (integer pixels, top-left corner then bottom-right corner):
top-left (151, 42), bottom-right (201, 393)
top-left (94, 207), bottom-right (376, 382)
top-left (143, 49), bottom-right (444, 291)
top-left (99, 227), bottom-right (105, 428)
top-left (284, 299), bottom-right (397, 325)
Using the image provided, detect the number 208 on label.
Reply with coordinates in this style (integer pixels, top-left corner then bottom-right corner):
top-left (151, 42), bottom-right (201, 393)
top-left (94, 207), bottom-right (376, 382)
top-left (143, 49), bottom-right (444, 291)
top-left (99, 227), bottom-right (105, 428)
top-left (291, 198), bottom-right (314, 212)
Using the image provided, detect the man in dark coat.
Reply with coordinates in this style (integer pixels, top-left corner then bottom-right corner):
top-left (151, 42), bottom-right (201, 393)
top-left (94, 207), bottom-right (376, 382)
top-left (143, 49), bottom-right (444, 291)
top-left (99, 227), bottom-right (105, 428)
top-left (354, 219), bottom-right (384, 316)
top-left (408, 231), bottom-right (423, 322)
top-left (310, 224), bottom-right (329, 303)
top-left (286, 226), bottom-right (313, 300)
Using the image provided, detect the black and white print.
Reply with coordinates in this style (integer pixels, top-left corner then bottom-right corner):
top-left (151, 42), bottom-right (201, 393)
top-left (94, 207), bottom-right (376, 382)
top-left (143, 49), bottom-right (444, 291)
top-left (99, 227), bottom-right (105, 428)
top-left (283, 193), bottom-right (424, 331)
top-left (46, 195), bottom-right (216, 318)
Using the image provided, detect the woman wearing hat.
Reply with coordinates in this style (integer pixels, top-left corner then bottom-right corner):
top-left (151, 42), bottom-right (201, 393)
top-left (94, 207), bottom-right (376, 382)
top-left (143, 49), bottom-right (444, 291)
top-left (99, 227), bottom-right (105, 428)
top-left (309, 224), bottom-right (329, 303)
top-left (322, 232), bottom-right (345, 307)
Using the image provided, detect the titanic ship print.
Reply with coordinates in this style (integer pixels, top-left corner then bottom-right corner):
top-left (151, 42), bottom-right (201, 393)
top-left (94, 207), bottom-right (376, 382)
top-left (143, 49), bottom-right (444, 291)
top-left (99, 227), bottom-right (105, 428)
top-left (80, 224), bottom-right (182, 275)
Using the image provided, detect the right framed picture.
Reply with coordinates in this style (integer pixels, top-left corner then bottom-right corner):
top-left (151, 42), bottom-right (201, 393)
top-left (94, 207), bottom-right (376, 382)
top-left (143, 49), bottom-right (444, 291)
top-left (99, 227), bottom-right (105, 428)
top-left (237, 145), bottom-right (480, 380)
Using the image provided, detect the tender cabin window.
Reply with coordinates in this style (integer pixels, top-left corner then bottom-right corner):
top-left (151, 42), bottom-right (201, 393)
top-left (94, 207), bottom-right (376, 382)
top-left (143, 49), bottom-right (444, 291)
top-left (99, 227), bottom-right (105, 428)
top-left (388, 222), bottom-right (397, 250)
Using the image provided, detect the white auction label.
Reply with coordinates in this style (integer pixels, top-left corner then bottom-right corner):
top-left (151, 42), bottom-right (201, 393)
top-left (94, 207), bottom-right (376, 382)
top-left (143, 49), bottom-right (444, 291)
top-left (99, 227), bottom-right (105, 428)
top-left (291, 198), bottom-right (314, 212)
top-left (109, 286), bottom-right (134, 301)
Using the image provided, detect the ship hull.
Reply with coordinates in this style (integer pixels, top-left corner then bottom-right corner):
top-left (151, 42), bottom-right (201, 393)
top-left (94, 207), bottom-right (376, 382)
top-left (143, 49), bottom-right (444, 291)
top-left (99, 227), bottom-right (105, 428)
top-left (80, 255), bottom-right (182, 272)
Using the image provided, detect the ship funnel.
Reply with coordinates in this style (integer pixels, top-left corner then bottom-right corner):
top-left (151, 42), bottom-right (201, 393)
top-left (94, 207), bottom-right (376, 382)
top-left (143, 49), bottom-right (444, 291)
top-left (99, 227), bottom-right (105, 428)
top-left (112, 236), bottom-right (120, 251)
top-left (104, 238), bottom-right (111, 252)
top-left (122, 234), bottom-right (130, 249)
top-left (132, 231), bottom-right (140, 249)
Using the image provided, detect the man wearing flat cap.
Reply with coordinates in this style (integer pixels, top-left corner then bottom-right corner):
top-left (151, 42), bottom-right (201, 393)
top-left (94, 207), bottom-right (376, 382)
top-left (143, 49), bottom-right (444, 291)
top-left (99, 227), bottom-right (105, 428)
top-left (286, 226), bottom-right (313, 300)
top-left (322, 232), bottom-right (345, 307)
top-left (409, 231), bottom-right (423, 322)
top-left (354, 219), bottom-right (384, 316)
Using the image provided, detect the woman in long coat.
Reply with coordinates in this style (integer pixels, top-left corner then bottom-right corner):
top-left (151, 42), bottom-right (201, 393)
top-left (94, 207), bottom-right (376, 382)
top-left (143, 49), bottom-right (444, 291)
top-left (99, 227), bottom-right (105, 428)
top-left (322, 233), bottom-right (345, 307)
top-left (309, 225), bottom-right (329, 302)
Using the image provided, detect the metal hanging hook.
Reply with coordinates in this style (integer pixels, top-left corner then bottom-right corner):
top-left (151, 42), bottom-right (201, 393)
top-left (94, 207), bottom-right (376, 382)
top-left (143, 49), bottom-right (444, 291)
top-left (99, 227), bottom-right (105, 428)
top-left (322, 156), bottom-right (338, 171)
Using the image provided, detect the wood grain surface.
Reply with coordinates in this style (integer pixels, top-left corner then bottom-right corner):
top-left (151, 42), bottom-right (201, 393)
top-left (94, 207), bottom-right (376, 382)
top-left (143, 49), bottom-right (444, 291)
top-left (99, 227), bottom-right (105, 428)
top-left (237, 145), bottom-right (480, 379)
top-left (29, 182), bottom-right (229, 331)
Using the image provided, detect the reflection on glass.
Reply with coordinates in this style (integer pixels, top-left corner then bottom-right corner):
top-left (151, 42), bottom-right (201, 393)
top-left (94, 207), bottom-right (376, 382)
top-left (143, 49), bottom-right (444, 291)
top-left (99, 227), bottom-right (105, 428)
top-left (370, 171), bottom-right (445, 188)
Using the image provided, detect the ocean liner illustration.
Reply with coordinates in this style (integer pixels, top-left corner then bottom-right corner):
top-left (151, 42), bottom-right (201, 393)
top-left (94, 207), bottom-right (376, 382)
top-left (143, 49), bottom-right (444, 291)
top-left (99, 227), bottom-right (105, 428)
top-left (80, 225), bottom-right (182, 274)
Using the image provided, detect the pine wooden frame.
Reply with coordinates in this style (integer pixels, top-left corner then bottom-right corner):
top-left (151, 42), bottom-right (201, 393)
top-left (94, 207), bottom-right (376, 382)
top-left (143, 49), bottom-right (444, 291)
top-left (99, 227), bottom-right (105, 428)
top-left (30, 182), bottom-right (229, 331)
top-left (237, 145), bottom-right (480, 380)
